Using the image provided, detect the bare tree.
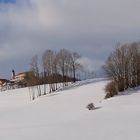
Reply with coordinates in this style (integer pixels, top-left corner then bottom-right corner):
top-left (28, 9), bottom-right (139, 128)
top-left (42, 49), bottom-right (57, 93)
top-left (70, 52), bottom-right (81, 82)
top-left (30, 55), bottom-right (41, 99)
top-left (57, 49), bottom-right (72, 85)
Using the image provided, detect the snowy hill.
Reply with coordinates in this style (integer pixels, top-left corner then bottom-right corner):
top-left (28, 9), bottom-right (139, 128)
top-left (0, 79), bottom-right (140, 140)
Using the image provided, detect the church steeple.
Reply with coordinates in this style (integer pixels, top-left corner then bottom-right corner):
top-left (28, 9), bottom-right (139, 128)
top-left (12, 69), bottom-right (15, 79)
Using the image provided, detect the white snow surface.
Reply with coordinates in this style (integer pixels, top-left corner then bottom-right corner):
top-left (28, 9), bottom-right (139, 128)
top-left (0, 79), bottom-right (140, 140)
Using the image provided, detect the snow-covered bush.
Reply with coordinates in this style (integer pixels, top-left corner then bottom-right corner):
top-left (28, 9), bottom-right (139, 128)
top-left (86, 103), bottom-right (95, 110)
top-left (105, 81), bottom-right (118, 99)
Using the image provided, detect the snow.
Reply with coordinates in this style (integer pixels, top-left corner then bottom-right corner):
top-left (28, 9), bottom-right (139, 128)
top-left (0, 79), bottom-right (140, 140)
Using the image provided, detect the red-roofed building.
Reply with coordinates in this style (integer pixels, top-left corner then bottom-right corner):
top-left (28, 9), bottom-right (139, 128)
top-left (0, 79), bottom-right (9, 87)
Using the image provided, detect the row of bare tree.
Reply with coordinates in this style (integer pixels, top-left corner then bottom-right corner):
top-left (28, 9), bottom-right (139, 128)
top-left (27, 49), bottom-right (82, 100)
top-left (104, 42), bottom-right (140, 97)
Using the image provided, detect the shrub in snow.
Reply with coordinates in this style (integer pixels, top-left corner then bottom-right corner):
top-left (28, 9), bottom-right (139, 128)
top-left (86, 103), bottom-right (95, 110)
top-left (117, 79), bottom-right (127, 92)
top-left (105, 81), bottom-right (118, 99)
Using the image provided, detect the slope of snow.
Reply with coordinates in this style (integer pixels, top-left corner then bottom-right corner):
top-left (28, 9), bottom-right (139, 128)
top-left (0, 79), bottom-right (140, 140)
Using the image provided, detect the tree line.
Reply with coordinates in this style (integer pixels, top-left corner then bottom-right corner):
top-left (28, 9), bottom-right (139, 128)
top-left (27, 48), bottom-right (83, 100)
top-left (103, 42), bottom-right (140, 98)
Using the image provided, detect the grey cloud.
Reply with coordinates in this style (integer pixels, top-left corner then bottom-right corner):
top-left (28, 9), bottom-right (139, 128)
top-left (0, 0), bottom-right (140, 78)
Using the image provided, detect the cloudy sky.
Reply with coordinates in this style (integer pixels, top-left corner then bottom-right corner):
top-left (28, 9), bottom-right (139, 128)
top-left (0, 0), bottom-right (140, 78)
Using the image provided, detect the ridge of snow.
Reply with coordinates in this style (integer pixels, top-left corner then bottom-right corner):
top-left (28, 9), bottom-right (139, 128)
top-left (56, 78), bottom-right (107, 92)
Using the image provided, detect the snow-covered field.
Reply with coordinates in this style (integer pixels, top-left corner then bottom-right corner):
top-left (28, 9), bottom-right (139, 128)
top-left (0, 79), bottom-right (140, 140)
